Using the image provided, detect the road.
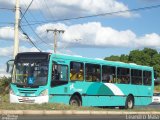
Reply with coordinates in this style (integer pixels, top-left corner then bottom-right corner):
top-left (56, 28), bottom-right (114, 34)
top-left (0, 103), bottom-right (159, 120)
top-left (137, 102), bottom-right (160, 109)
top-left (2, 115), bottom-right (127, 120)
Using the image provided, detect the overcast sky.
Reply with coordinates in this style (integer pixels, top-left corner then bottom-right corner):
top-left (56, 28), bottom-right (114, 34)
top-left (0, 0), bottom-right (160, 76)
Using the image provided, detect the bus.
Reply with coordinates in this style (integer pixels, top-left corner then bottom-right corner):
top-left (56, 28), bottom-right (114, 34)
top-left (7, 52), bottom-right (154, 109)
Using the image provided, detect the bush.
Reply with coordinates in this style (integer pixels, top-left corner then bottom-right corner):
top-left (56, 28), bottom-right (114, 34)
top-left (0, 77), bottom-right (11, 94)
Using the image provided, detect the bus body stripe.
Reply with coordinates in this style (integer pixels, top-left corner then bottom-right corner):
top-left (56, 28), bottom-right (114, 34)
top-left (104, 83), bottom-right (124, 95)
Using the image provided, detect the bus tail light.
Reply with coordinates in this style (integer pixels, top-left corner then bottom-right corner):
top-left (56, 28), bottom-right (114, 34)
top-left (40, 89), bottom-right (48, 96)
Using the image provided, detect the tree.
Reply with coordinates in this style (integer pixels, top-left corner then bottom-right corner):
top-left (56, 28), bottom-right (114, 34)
top-left (104, 48), bottom-right (160, 77)
top-left (104, 55), bottom-right (120, 61)
top-left (120, 54), bottom-right (129, 63)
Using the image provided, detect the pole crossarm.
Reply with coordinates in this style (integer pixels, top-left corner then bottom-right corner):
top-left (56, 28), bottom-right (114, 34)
top-left (46, 29), bottom-right (65, 54)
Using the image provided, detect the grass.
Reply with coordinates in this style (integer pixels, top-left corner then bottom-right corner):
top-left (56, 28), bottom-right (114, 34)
top-left (0, 94), bottom-right (160, 111)
top-left (0, 94), bottom-right (103, 110)
top-left (154, 85), bottom-right (160, 92)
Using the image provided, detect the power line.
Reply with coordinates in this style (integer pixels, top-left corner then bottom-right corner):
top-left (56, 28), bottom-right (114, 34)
top-left (21, 2), bottom-right (52, 45)
top-left (20, 0), bottom-right (34, 23)
top-left (20, 26), bottom-right (42, 52)
top-left (34, 0), bottom-right (48, 21)
top-left (20, 11), bottom-right (53, 50)
top-left (20, 1), bottom-right (52, 44)
top-left (0, 8), bottom-right (14, 11)
top-left (43, 0), bottom-right (55, 18)
top-left (21, 4), bottom-right (160, 26)
top-left (0, 22), bottom-right (14, 25)
top-left (22, 1), bottom-right (54, 45)
top-left (22, 2), bottom-right (40, 26)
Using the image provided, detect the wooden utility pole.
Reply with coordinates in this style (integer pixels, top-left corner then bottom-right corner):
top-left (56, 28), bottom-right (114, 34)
top-left (13, 0), bottom-right (20, 58)
top-left (47, 29), bottom-right (65, 54)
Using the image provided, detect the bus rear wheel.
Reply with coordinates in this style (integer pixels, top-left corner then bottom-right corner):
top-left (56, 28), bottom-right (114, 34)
top-left (69, 95), bottom-right (81, 106)
top-left (119, 95), bottom-right (134, 109)
top-left (125, 95), bottom-right (134, 109)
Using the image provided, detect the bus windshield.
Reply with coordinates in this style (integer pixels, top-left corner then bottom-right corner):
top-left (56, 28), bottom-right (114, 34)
top-left (13, 62), bottom-right (48, 87)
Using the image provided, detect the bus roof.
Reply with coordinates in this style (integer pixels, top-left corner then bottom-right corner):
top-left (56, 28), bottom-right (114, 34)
top-left (50, 53), bottom-right (153, 71)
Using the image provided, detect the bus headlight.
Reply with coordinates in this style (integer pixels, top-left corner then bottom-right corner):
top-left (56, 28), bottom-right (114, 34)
top-left (10, 89), bottom-right (15, 95)
top-left (40, 89), bottom-right (48, 96)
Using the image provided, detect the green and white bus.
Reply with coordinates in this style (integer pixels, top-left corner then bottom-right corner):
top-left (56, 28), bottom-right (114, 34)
top-left (7, 52), bottom-right (154, 108)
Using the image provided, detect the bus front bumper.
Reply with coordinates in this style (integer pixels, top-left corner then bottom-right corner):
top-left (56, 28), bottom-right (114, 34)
top-left (10, 94), bottom-right (49, 104)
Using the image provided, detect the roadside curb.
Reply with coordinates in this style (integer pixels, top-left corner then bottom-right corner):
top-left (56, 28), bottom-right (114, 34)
top-left (0, 110), bottom-right (160, 115)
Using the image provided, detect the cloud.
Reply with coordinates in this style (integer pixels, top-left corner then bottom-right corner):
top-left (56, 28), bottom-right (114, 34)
top-left (0, 64), bottom-right (11, 77)
top-left (136, 33), bottom-right (160, 48)
top-left (0, 69), bottom-right (10, 77)
top-left (36, 22), bottom-right (160, 49)
top-left (0, 47), bottom-right (13, 57)
top-left (0, 0), bottom-right (135, 18)
top-left (0, 27), bottom-right (27, 41)
top-left (0, 46), bottom-right (39, 57)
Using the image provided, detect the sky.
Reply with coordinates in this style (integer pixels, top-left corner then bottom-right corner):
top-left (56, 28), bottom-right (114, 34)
top-left (0, 0), bottom-right (160, 76)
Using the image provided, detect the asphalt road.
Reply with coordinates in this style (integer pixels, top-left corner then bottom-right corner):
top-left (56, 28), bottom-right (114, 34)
top-left (138, 102), bottom-right (160, 109)
top-left (0, 103), bottom-right (159, 120)
top-left (4, 114), bottom-right (160, 120)
top-left (3, 115), bottom-right (127, 120)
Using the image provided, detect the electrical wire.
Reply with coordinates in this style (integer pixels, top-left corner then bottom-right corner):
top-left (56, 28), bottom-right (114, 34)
top-left (21, 4), bottom-right (160, 26)
top-left (43, 0), bottom-right (54, 18)
top-left (0, 8), bottom-right (14, 11)
top-left (20, 11), bottom-right (53, 50)
top-left (20, 26), bottom-right (42, 52)
top-left (0, 22), bottom-right (14, 25)
top-left (20, 0), bottom-right (34, 23)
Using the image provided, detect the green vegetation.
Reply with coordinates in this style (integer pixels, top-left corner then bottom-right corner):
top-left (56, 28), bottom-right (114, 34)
top-left (155, 85), bottom-right (160, 92)
top-left (0, 77), bottom-right (11, 95)
top-left (0, 94), bottom-right (159, 111)
top-left (105, 48), bottom-right (160, 77)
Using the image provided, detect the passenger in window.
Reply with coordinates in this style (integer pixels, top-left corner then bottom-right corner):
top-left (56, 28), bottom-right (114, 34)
top-left (117, 78), bottom-right (121, 83)
top-left (86, 74), bottom-right (92, 81)
top-left (121, 77), bottom-right (125, 83)
top-left (93, 72), bottom-right (100, 82)
top-left (52, 67), bottom-right (59, 80)
top-left (70, 69), bottom-right (77, 80)
top-left (77, 69), bottom-right (83, 80)
top-left (39, 68), bottom-right (46, 77)
top-left (102, 74), bottom-right (110, 82)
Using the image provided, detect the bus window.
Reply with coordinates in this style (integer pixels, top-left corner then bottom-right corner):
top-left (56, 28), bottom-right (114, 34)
top-left (70, 62), bottom-right (84, 81)
top-left (117, 67), bottom-right (130, 84)
top-left (143, 71), bottom-right (152, 86)
top-left (51, 64), bottom-right (68, 85)
top-left (102, 66), bottom-right (116, 83)
top-left (131, 69), bottom-right (142, 85)
top-left (51, 64), bottom-right (68, 87)
top-left (85, 63), bottom-right (100, 82)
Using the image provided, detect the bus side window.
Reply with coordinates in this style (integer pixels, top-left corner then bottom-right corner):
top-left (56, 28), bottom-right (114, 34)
top-left (85, 63), bottom-right (100, 82)
top-left (102, 65), bottom-right (116, 83)
top-left (131, 69), bottom-right (142, 85)
top-left (70, 62), bottom-right (84, 81)
top-left (117, 67), bottom-right (130, 84)
top-left (52, 65), bottom-right (59, 80)
top-left (143, 71), bottom-right (152, 86)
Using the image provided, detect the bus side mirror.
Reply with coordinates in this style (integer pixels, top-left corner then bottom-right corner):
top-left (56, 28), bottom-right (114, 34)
top-left (6, 60), bottom-right (14, 73)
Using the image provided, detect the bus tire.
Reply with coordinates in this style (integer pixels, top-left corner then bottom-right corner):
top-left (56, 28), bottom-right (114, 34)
top-left (69, 95), bottom-right (81, 106)
top-left (125, 95), bottom-right (134, 109)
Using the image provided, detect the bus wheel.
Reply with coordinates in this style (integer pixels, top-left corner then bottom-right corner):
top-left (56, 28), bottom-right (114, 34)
top-left (125, 95), bottom-right (134, 109)
top-left (69, 95), bottom-right (81, 106)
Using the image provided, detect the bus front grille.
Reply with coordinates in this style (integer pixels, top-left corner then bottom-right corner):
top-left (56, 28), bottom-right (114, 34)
top-left (18, 89), bottom-right (37, 94)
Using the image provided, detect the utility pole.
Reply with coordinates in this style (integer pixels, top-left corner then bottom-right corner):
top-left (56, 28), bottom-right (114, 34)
top-left (13, 0), bottom-right (20, 58)
top-left (47, 29), bottom-right (65, 54)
